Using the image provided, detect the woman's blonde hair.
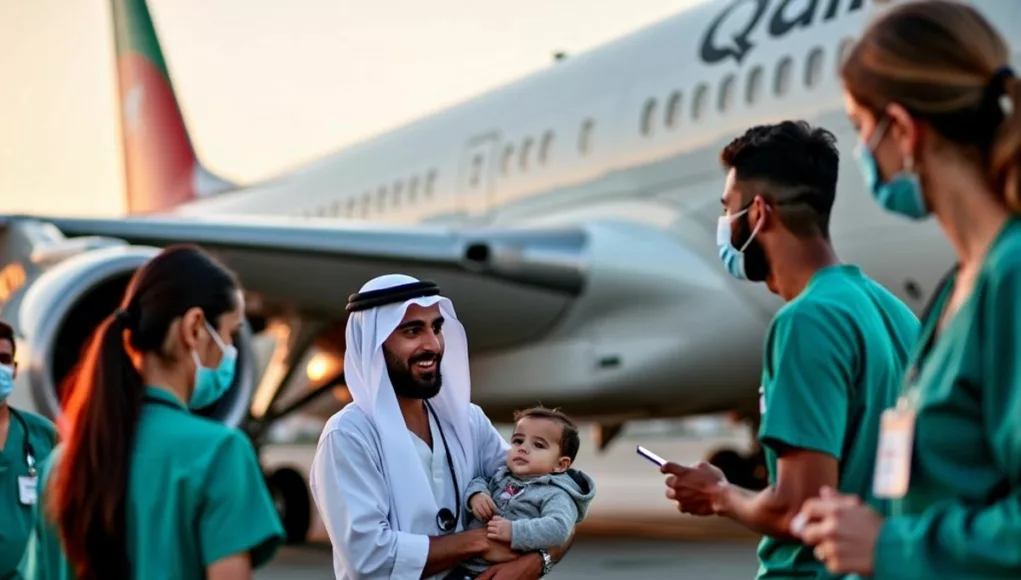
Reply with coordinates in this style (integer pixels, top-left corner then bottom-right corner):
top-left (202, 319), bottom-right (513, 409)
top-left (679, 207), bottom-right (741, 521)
top-left (841, 0), bottom-right (1021, 212)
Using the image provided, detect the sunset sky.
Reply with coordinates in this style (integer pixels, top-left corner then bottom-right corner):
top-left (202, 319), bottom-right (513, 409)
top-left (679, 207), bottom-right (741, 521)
top-left (0, 0), bottom-right (704, 217)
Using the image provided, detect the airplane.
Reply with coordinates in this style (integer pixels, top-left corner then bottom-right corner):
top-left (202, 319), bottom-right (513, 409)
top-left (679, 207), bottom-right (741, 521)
top-left (2, 0), bottom-right (1017, 543)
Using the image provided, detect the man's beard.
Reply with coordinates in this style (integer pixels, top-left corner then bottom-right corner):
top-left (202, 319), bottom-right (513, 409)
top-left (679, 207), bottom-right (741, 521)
top-left (384, 348), bottom-right (443, 400)
top-left (732, 212), bottom-right (770, 282)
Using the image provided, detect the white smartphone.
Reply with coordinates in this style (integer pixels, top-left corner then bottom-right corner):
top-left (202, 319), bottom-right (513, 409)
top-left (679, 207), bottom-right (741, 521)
top-left (636, 445), bottom-right (668, 467)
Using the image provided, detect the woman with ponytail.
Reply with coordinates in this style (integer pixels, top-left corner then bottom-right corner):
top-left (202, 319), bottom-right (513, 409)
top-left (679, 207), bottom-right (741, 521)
top-left (19, 244), bottom-right (284, 579)
top-left (791, 2), bottom-right (1021, 578)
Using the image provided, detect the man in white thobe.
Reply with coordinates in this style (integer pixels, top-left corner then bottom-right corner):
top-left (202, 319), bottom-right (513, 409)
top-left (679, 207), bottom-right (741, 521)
top-left (309, 274), bottom-right (564, 579)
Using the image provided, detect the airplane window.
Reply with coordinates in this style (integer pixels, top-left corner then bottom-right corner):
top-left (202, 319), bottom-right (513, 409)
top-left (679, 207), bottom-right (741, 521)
top-left (641, 98), bottom-right (657, 136)
top-left (718, 74), bottom-right (736, 112)
top-left (746, 66), bottom-right (763, 105)
top-left (579, 119), bottom-right (594, 154)
top-left (377, 186), bottom-right (387, 212)
top-left (837, 38), bottom-right (855, 73)
top-left (392, 181), bottom-right (403, 206)
top-left (408, 176), bottom-right (419, 202)
top-left (665, 91), bottom-right (682, 128)
top-left (520, 138), bottom-right (533, 171)
top-left (502, 145), bottom-right (514, 175)
top-left (774, 57), bottom-right (793, 96)
top-left (470, 155), bottom-right (482, 187)
top-left (539, 131), bottom-right (554, 165)
top-left (692, 83), bottom-right (709, 121)
top-left (425, 170), bottom-right (437, 197)
top-left (805, 48), bottom-right (824, 88)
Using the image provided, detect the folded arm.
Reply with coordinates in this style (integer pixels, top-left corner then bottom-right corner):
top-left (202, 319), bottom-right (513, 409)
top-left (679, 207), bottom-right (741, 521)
top-left (510, 494), bottom-right (578, 551)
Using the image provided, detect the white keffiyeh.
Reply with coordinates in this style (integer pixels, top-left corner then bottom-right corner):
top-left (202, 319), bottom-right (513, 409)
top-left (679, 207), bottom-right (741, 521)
top-left (343, 274), bottom-right (476, 536)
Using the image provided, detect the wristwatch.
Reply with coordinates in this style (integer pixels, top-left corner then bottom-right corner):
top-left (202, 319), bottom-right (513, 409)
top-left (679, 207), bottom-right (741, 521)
top-left (536, 549), bottom-right (553, 576)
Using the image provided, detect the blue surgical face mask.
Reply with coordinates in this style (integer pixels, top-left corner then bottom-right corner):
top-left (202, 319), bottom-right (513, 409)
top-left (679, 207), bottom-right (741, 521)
top-left (0, 364), bottom-right (13, 404)
top-left (189, 319), bottom-right (237, 410)
top-left (716, 207), bottom-right (765, 281)
top-left (854, 117), bottom-right (930, 220)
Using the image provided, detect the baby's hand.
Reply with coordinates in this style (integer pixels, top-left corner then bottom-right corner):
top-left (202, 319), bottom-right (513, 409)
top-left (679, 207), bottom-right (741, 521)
top-left (487, 515), bottom-right (512, 543)
top-left (470, 492), bottom-right (498, 522)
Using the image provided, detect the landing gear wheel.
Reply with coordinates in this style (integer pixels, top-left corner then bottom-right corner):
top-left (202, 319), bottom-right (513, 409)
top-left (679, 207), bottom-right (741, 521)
top-left (267, 468), bottom-right (311, 544)
top-left (707, 448), bottom-right (768, 491)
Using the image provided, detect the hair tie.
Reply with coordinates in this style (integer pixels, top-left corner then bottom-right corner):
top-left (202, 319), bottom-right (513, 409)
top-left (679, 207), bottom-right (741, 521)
top-left (989, 66), bottom-right (1015, 116)
top-left (991, 66), bottom-right (1015, 89)
top-left (114, 308), bottom-right (134, 327)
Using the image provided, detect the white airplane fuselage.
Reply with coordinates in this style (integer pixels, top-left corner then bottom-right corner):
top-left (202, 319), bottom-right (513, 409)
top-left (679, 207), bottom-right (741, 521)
top-left (165, 0), bottom-right (1020, 422)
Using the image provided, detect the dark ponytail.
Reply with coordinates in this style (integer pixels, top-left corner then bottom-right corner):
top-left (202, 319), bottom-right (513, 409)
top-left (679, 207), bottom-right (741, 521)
top-left (47, 244), bottom-right (239, 580)
top-left (50, 312), bottom-right (142, 579)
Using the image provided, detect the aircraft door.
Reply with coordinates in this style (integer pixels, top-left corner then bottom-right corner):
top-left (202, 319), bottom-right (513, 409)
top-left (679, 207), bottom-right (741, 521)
top-left (457, 133), bottom-right (500, 218)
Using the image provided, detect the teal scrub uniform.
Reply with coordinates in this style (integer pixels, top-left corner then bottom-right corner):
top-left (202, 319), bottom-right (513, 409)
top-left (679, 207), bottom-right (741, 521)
top-left (0, 408), bottom-right (57, 580)
top-left (871, 217), bottom-right (1021, 579)
top-left (18, 386), bottom-right (285, 579)
top-left (755, 264), bottom-right (920, 579)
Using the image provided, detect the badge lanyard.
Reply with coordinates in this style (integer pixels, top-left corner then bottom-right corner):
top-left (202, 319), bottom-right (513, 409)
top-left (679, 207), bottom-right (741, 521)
top-left (872, 353), bottom-right (925, 500)
top-left (9, 408), bottom-right (36, 477)
top-left (425, 402), bottom-right (460, 533)
top-left (10, 408), bottom-right (40, 506)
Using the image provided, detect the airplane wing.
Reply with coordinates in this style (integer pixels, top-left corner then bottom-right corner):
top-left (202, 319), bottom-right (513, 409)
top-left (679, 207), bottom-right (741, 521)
top-left (10, 214), bottom-right (588, 352)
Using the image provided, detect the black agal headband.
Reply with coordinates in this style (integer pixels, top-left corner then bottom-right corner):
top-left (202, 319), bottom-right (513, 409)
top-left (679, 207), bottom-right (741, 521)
top-left (345, 280), bottom-right (441, 313)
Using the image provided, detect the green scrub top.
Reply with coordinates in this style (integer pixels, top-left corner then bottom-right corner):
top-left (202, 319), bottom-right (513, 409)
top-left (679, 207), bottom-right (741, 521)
top-left (871, 217), bottom-right (1021, 579)
top-left (17, 386), bottom-right (285, 579)
top-left (0, 407), bottom-right (57, 580)
top-left (755, 264), bottom-right (920, 579)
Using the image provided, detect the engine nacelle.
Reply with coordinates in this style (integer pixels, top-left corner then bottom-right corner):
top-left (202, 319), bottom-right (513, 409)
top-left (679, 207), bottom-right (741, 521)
top-left (3, 243), bottom-right (257, 428)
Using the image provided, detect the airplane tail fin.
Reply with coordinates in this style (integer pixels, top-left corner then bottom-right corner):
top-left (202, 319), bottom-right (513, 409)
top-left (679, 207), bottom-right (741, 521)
top-left (111, 0), bottom-right (234, 215)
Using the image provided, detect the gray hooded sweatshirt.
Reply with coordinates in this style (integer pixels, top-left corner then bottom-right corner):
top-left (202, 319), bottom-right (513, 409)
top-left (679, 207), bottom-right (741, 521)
top-left (456, 465), bottom-right (596, 575)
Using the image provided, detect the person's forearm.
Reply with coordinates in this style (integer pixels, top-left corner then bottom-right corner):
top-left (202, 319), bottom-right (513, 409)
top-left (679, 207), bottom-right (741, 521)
top-left (547, 528), bottom-right (574, 563)
top-left (421, 530), bottom-right (488, 577)
top-left (712, 482), bottom-right (799, 539)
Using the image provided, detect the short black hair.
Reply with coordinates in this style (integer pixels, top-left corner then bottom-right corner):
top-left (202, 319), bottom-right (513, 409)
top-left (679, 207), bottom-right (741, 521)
top-left (720, 121), bottom-right (839, 239)
top-left (0, 321), bottom-right (14, 355)
top-left (513, 406), bottom-right (580, 463)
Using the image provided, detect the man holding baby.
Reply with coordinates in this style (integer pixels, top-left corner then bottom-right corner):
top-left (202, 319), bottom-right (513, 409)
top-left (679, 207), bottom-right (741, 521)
top-left (309, 274), bottom-right (589, 580)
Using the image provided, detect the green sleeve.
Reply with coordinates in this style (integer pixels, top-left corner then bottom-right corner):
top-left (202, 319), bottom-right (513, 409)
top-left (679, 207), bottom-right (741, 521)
top-left (759, 305), bottom-right (855, 459)
top-left (873, 265), bottom-right (1021, 579)
top-left (198, 430), bottom-right (285, 569)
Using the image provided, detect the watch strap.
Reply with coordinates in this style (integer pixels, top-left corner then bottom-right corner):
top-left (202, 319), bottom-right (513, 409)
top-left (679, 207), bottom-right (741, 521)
top-left (537, 549), bottom-right (553, 576)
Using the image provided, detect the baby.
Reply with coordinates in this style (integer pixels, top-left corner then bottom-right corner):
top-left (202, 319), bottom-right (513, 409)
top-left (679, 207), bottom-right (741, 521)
top-left (449, 406), bottom-right (596, 579)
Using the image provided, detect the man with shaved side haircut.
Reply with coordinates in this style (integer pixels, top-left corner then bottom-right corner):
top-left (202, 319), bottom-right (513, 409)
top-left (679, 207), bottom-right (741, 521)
top-left (661, 121), bottom-right (920, 580)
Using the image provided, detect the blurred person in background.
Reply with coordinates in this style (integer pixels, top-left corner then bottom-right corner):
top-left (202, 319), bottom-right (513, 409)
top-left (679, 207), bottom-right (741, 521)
top-left (18, 245), bottom-right (284, 580)
top-left (0, 321), bottom-right (57, 580)
top-left (795, 2), bottom-right (1021, 578)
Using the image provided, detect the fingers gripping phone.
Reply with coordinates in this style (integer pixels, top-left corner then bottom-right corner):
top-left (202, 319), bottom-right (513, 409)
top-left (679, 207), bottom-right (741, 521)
top-left (636, 445), bottom-right (667, 467)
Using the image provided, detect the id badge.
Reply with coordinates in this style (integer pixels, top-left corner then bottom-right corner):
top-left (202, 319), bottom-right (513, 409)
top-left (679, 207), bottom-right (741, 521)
top-left (18, 475), bottom-right (38, 506)
top-left (758, 385), bottom-right (766, 415)
top-left (872, 406), bottom-right (916, 499)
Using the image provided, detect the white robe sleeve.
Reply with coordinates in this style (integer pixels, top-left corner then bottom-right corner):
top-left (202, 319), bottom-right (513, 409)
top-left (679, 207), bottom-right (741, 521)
top-left (309, 422), bottom-right (430, 579)
top-left (471, 404), bottom-right (510, 479)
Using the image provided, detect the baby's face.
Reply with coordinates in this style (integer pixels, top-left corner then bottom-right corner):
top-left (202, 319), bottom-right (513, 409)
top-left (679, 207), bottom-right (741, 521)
top-left (507, 417), bottom-right (570, 477)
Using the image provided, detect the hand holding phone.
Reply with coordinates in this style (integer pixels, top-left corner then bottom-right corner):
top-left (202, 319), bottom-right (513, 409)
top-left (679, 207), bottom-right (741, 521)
top-left (636, 445), bottom-right (668, 467)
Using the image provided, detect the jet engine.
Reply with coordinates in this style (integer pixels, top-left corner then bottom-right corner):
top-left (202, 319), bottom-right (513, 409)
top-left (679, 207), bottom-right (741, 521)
top-left (0, 223), bottom-right (257, 427)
